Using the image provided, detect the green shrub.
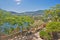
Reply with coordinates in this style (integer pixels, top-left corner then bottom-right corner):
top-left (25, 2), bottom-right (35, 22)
top-left (46, 22), bottom-right (60, 32)
top-left (39, 30), bottom-right (51, 40)
top-left (39, 22), bottom-right (60, 40)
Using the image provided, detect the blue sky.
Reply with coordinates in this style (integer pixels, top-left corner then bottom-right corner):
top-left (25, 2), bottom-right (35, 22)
top-left (0, 0), bottom-right (60, 13)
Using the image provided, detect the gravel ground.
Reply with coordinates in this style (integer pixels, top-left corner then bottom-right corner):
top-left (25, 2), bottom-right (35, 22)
top-left (7, 32), bottom-right (43, 40)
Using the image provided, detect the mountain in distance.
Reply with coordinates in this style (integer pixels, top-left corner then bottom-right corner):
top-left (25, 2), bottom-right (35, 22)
top-left (11, 10), bottom-right (44, 16)
top-left (0, 9), bottom-right (44, 16)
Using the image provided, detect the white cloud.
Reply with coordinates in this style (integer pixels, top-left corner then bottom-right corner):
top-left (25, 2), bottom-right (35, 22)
top-left (17, 2), bottom-right (21, 5)
top-left (14, 0), bottom-right (21, 5)
top-left (15, 0), bottom-right (21, 2)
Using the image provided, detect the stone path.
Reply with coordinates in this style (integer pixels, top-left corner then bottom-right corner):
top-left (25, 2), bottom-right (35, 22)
top-left (32, 32), bottom-right (43, 40)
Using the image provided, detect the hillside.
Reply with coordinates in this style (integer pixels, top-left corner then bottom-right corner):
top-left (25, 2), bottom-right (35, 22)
top-left (0, 9), bottom-right (44, 16)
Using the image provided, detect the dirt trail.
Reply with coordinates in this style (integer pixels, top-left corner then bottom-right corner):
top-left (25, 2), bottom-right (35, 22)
top-left (32, 32), bottom-right (43, 40)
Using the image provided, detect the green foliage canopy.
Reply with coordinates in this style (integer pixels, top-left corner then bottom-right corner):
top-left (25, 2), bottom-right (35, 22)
top-left (0, 10), bottom-right (34, 34)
